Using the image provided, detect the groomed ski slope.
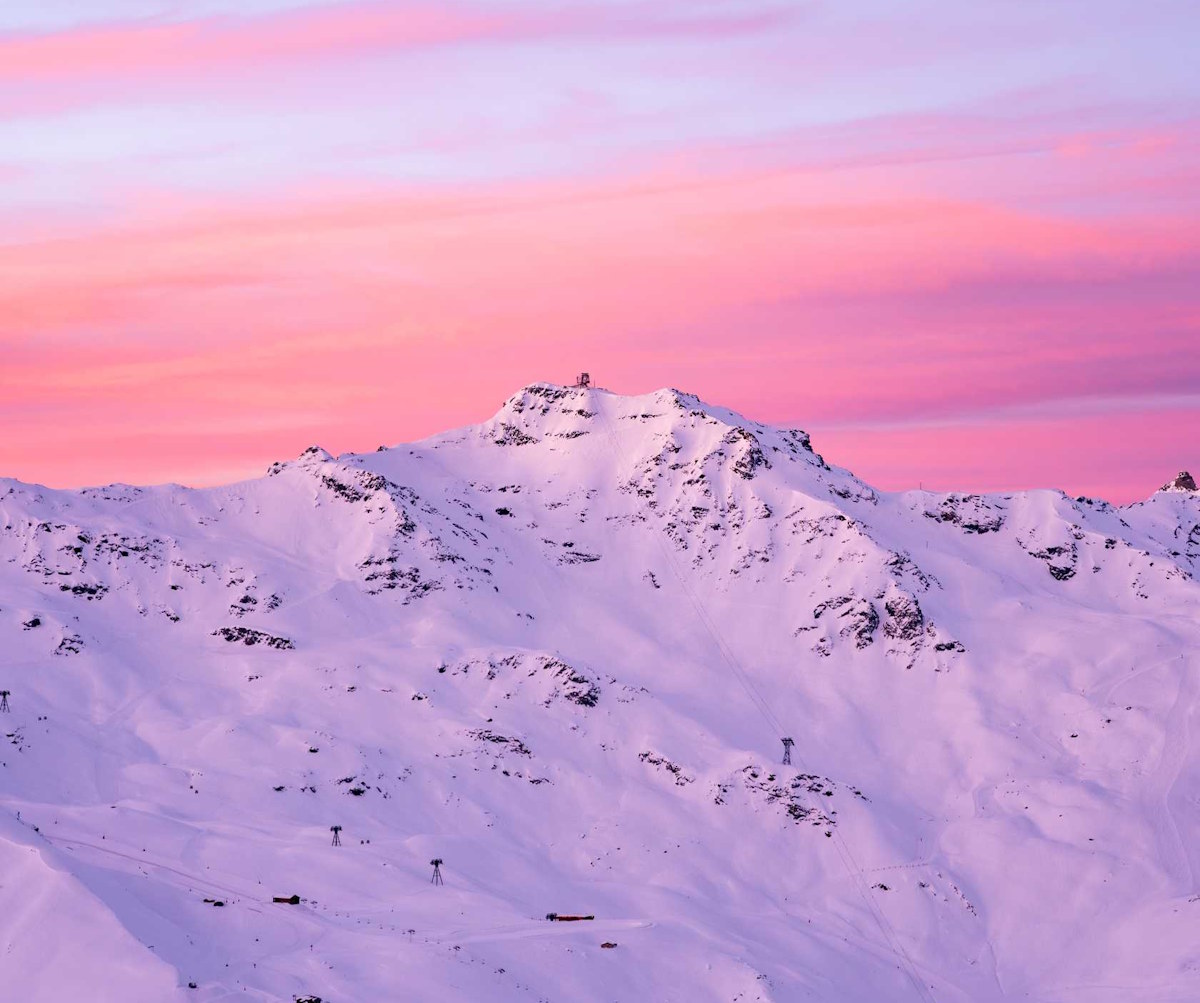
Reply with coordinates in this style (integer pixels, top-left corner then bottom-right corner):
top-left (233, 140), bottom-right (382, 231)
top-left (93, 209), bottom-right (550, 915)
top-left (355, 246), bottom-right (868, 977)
top-left (1, 383), bottom-right (1198, 1002)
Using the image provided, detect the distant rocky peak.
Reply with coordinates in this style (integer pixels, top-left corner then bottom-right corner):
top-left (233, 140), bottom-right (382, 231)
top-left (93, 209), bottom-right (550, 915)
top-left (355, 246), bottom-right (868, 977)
top-left (298, 445), bottom-right (334, 463)
top-left (266, 444), bottom-right (334, 477)
top-left (1161, 471), bottom-right (1197, 493)
top-left (500, 382), bottom-right (591, 417)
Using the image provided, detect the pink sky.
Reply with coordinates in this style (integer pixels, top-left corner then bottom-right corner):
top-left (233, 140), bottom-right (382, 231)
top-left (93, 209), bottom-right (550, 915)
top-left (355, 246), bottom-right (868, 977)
top-left (1, 1), bottom-right (1197, 501)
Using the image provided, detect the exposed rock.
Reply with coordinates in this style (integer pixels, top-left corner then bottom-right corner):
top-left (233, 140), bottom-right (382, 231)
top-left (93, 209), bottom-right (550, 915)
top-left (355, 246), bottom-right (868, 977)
top-left (494, 423), bottom-right (538, 447)
top-left (883, 593), bottom-right (925, 642)
top-left (212, 626), bottom-right (294, 649)
top-left (467, 729), bottom-right (532, 757)
top-left (924, 494), bottom-right (1004, 534)
top-left (639, 751), bottom-right (693, 786)
top-left (1162, 471), bottom-right (1197, 492)
top-left (814, 595), bottom-right (879, 648)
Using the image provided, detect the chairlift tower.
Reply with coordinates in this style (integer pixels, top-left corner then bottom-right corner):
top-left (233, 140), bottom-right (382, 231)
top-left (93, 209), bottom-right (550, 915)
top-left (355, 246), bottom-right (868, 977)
top-left (781, 737), bottom-right (794, 766)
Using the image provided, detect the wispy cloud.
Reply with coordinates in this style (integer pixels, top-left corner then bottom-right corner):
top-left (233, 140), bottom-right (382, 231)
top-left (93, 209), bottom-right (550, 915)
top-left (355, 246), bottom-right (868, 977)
top-left (3, 156), bottom-right (1195, 445)
top-left (0, 0), bottom-right (1196, 498)
top-left (0, 1), bottom-right (798, 85)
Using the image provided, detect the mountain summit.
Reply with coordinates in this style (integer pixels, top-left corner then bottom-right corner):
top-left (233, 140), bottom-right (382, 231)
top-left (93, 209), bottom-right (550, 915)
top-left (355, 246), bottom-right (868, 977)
top-left (1162, 469), bottom-right (1197, 492)
top-left (1, 385), bottom-right (1198, 1002)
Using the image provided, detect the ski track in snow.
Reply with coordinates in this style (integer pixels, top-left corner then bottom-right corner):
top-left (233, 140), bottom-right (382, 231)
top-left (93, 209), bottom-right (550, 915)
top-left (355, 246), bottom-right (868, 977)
top-left (1148, 656), bottom-right (1197, 895)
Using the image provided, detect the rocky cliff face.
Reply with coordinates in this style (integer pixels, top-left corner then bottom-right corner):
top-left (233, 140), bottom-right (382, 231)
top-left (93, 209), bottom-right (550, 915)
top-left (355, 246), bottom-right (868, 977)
top-left (1162, 470), bottom-right (1197, 492)
top-left (0, 384), bottom-right (1197, 1003)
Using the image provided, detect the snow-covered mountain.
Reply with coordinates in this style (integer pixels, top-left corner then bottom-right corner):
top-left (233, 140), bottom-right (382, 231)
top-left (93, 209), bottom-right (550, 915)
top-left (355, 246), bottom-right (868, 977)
top-left (2, 383), bottom-right (1197, 1003)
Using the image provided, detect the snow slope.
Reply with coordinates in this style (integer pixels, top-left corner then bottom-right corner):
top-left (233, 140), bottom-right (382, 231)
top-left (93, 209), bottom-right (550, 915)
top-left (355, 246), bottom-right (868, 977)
top-left (1, 383), bottom-right (1198, 1002)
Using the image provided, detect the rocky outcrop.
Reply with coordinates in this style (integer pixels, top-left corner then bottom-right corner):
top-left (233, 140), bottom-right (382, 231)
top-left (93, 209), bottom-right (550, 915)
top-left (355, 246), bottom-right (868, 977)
top-left (813, 594), bottom-right (879, 649)
top-left (211, 626), bottom-right (294, 649)
top-left (1162, 471), bottom-right (1197, 492)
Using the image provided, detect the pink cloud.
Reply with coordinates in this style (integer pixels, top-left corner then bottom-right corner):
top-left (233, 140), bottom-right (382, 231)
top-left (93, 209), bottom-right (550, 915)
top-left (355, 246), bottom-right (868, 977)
top-left (0, 6), bottom-right (514, 84)
top-left (3, 162), bottom-right (1192, 335)
top-left (0, 149), bottom-right (1196, 497)
top-left (0, 3), bottom-right (1194, 500)
top-left (0, 1), bottom-right (796, 88)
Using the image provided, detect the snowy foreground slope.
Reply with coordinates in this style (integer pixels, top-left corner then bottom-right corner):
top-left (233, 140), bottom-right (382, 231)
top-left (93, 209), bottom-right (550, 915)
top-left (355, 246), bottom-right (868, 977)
top-left (2, 384), bottom-right (1199, 1003)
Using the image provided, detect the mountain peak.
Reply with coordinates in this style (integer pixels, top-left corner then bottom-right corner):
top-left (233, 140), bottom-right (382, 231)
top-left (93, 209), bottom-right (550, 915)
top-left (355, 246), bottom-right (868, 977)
top-left (496, 382), bottom-right (747, 430)
top-left (1160, 470), bottom-right (1197, 493)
